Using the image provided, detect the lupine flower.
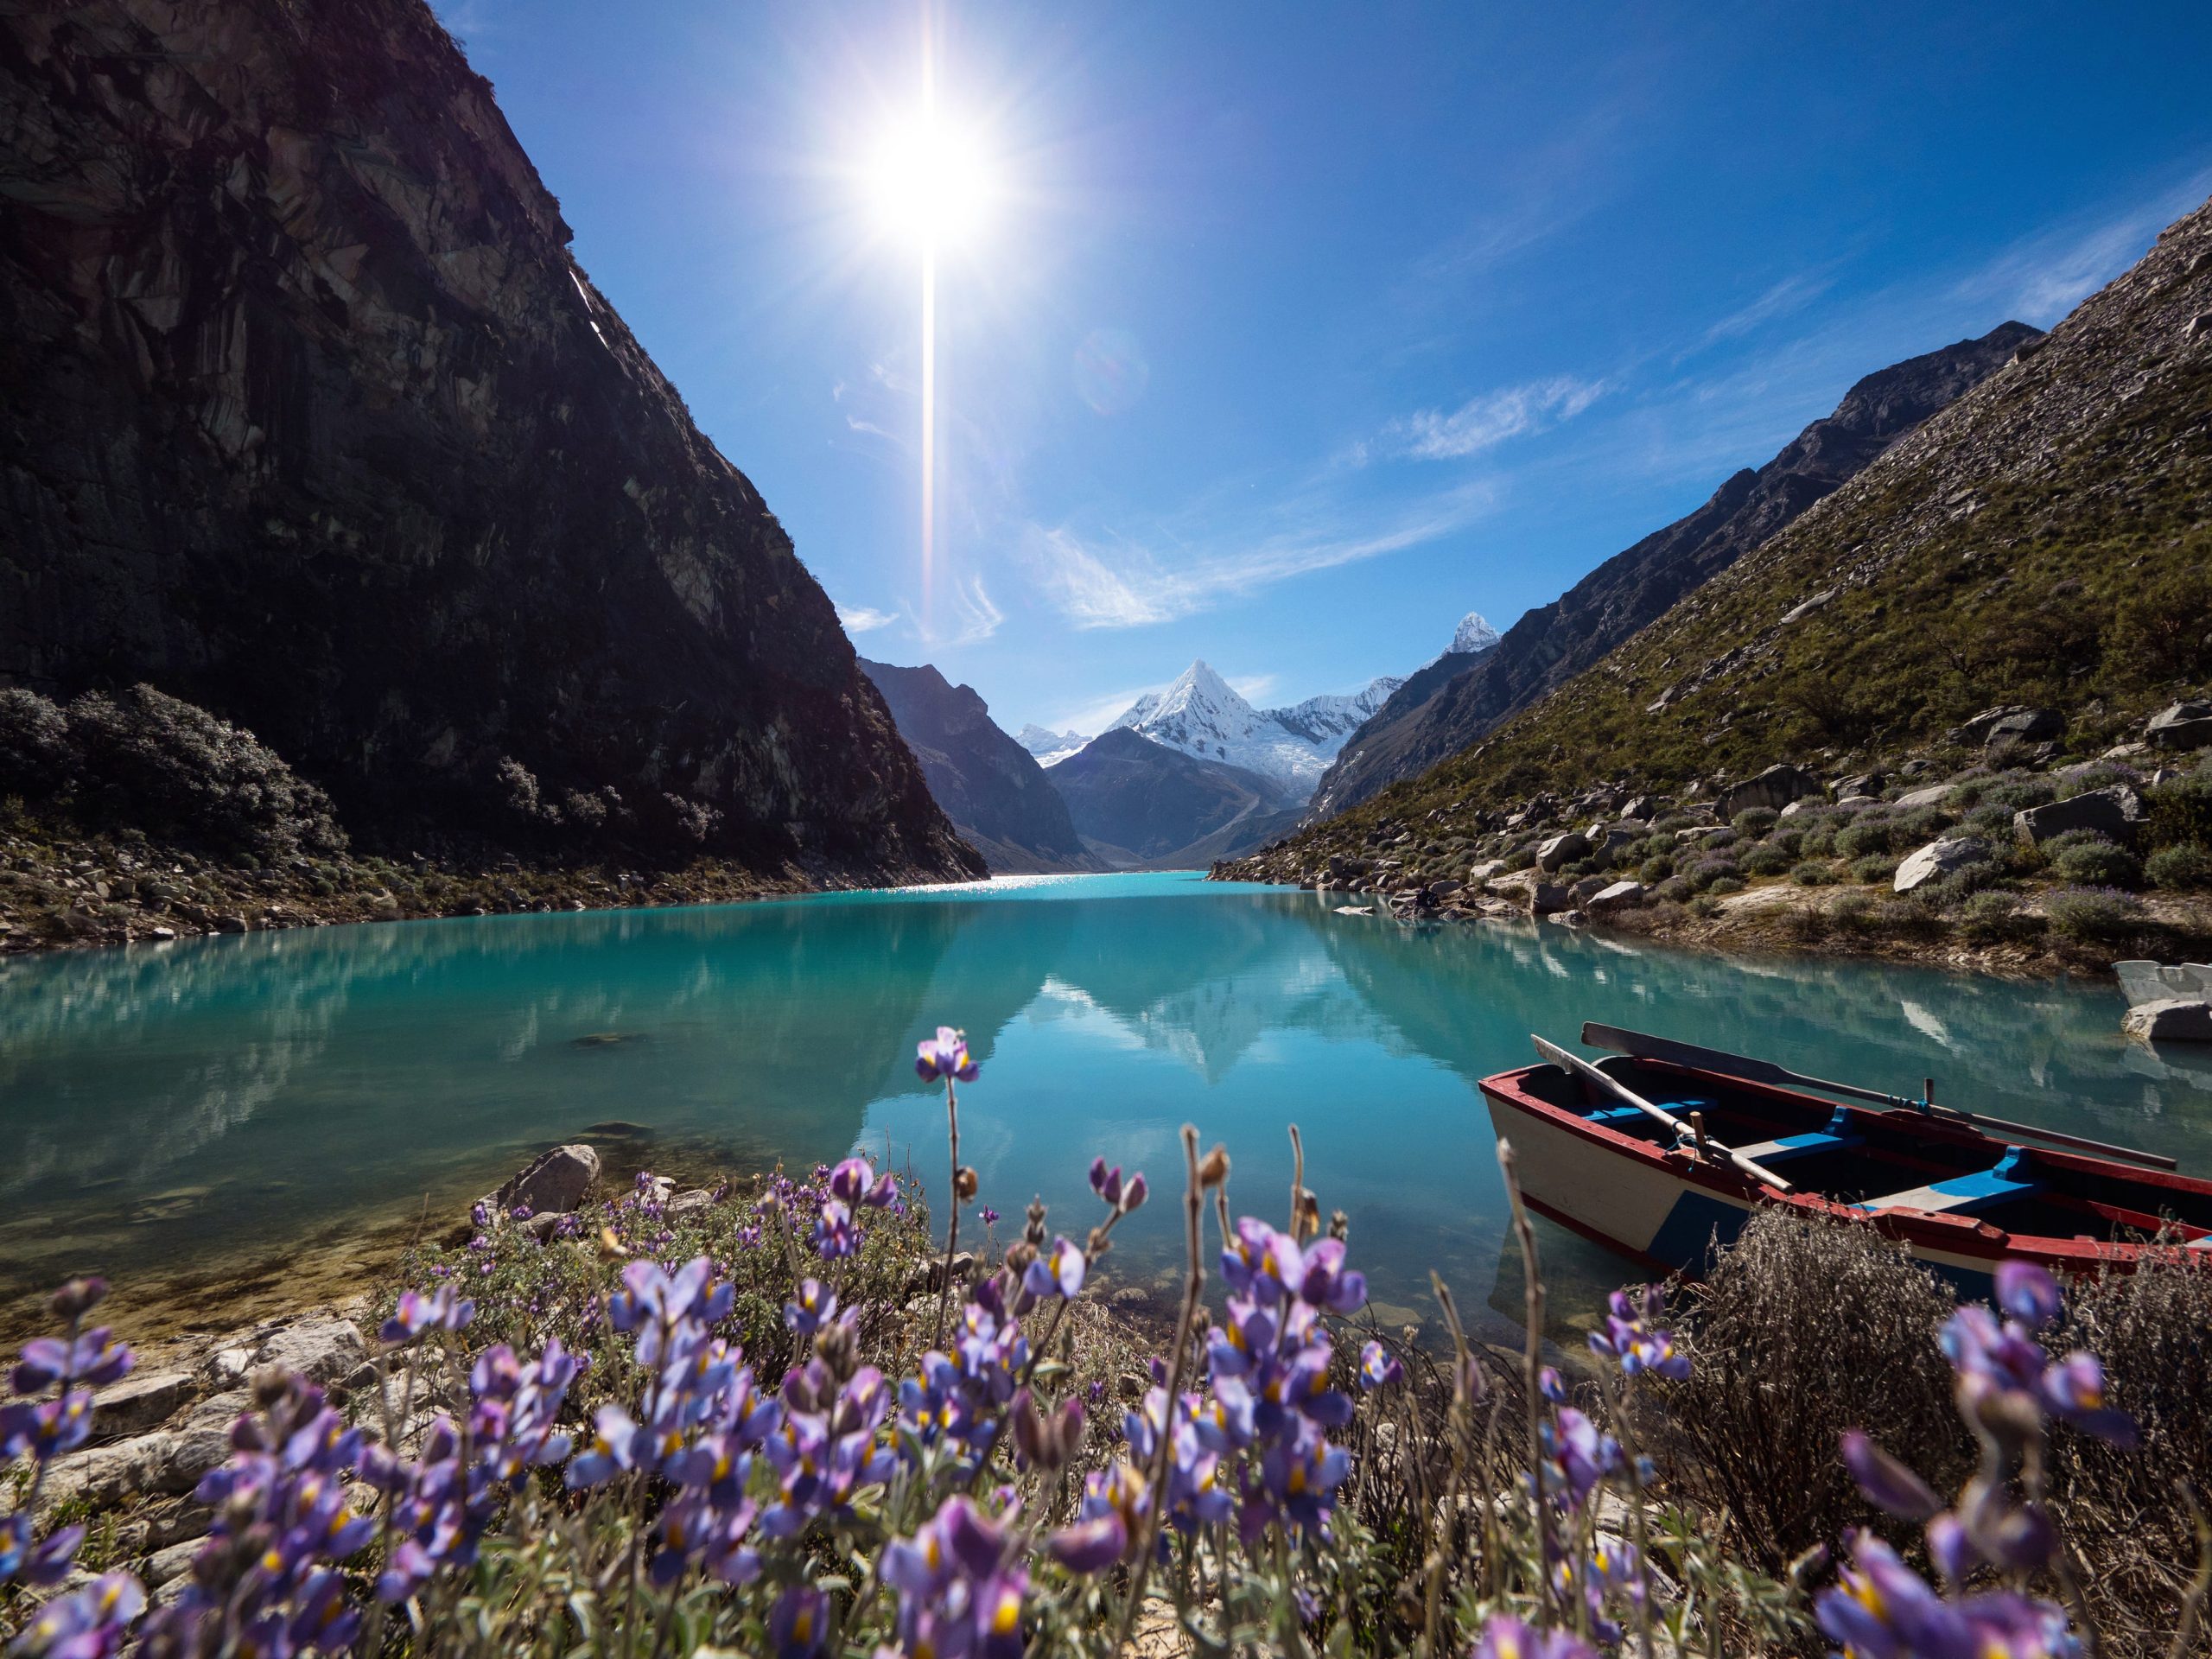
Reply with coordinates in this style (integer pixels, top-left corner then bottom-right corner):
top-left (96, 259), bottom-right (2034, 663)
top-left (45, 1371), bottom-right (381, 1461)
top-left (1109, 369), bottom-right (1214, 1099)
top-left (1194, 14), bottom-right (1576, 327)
top-left (1840, 1429), bottom-right (1942, 1521)
top-left (829, 1155), bottom-right (898, 1210)
top-left (1358, 1340), bottom-right (1402, 1390)
top-left (1815, 1531), bottom-right (2076, 1659)
top-left (1587, 1286), bottom-right (1689, 1380)
top-left (1088, 1158), bottom-right (1123, 1207)
top-left (1294, 1237), bottom-right (1368, 1314)
top-left (1541, 1408), bottom-right (1620, 1510)
top-left (1942, 1268), bottom-right (2137, 1447)
top-left (784, 1278), bottom-right (837, 1338)
top-left (11, 1570), bottom-right (144, 1659)
top-left (1022, 1236), bottom-right (1086, 1300)
top-left (915, 1026), bottom-right (978, 1083)
top-left (12, 1327), bottom-right (133, 1395)
top-left (812, 1200), bottom-right (857, 1260)
top-left (1471, 1611), bottom-right (1599, 1659)
top-left (883, 1497), bottom-right (1027, 1659)
top-left (768, 1585), bottom-right (829, 1658)
top-left (378, 1286), bottom-right (476, 1345)
top-left (1, 1514), bottom-right (83, 1587)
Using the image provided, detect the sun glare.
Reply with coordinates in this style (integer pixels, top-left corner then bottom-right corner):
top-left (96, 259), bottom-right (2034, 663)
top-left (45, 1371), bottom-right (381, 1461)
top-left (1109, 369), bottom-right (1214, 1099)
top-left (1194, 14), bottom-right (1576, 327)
top-left (869, 114), bottom-right (993, 248)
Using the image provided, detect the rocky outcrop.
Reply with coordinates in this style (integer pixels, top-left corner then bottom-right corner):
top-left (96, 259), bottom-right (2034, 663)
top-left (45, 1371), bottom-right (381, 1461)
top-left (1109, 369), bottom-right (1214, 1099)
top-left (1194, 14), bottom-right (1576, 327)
top-left (0, 0), bottom-right (977, 882)
top-left (488, 1144), bottom-right (601, 1218)
top-left (2014, 787), bottom-right (2145, 847)
top-left (858, 659), bottom-right (1097, 874)
top-left (1307, 323), bottom-right (2037, 816)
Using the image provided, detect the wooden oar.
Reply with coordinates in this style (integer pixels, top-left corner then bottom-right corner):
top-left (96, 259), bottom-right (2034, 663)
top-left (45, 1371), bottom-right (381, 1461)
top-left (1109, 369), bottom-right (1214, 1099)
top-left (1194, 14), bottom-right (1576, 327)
top-left (1531, 1033), bottom-right (1795, 1193)
top-left (1580, 1021), bottom-right (2178, 1173)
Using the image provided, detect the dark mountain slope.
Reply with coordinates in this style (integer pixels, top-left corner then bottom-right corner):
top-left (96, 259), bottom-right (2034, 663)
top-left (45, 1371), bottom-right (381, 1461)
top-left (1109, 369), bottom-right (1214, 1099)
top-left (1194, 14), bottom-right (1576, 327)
top-left (0, 0), bottom-right (976, 880)
top-left (1052, 728), bottom-right (1301, 866)
top-left (1309, 322), bottom-right (2037, 817)
top-left (1223, 194), bottom-right (2212, 881)
top-left (857, 659), bottom-right (1097, 874)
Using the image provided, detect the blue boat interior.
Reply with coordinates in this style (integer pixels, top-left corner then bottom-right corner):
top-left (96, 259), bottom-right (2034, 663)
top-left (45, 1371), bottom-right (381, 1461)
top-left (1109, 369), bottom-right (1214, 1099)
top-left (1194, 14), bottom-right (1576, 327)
top-left (1517, 1055), bottom-right (2212, 1247)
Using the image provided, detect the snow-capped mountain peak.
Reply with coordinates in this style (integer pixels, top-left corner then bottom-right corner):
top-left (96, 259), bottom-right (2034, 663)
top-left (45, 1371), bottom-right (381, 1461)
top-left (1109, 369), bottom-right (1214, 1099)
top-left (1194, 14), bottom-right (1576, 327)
top-left (1450, 611), bottom-right (1501, 655)
top-left (1103, 661), bottom-right (1403, 798)
top-left (1015, 724), bottom-right (1090, 767)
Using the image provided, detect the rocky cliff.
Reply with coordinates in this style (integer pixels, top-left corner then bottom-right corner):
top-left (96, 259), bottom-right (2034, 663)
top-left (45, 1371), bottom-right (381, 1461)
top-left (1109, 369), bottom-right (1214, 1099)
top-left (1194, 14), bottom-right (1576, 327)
top-left (1309, 322), bottom-right (2037, 817)
top-left (857, 659), bottom-right (1097, 874)
top-left (0, 0), bottom-right (978, 880)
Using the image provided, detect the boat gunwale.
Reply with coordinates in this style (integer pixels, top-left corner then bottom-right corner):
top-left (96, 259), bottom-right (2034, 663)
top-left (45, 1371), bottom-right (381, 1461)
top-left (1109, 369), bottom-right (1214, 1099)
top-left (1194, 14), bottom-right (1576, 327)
top-left (1478, 1057), bottom-right (2210, 1271)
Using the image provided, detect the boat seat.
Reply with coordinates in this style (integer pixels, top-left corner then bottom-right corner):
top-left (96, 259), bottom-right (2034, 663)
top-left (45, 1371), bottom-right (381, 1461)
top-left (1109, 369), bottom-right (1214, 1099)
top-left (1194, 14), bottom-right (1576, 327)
top-left (1734, 1110), bottom-right (1865, 1165)
top-left (1862, 1146), bottom-right (2039, 1216)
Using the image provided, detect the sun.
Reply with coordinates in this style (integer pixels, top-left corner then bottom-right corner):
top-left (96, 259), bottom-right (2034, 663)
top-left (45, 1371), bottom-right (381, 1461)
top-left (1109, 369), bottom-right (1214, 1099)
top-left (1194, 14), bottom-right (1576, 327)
top-left (868, 111), bottom-right (994, 249)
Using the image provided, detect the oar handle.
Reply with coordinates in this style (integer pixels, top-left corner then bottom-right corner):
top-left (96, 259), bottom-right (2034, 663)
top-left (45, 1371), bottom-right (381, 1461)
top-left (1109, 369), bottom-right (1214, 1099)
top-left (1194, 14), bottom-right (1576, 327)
top-left (1533, 1034), bottom-right (1794, 1194)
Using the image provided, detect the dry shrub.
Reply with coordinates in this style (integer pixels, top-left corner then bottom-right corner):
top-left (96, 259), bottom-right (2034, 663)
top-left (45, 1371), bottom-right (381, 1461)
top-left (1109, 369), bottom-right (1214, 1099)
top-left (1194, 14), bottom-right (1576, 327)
top-left (1653, 1210), bottom-right (1968, 1572)
top-left (2049, 1251), bottom-right (2212, 1650)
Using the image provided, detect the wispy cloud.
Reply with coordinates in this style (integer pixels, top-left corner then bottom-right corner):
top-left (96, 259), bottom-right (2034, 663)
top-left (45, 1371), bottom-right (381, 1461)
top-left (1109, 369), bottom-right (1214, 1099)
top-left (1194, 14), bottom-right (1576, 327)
top-left (1020, 482), bottom-right (1496, 631)
top-left (1684, 271), bottom-right (1835, 356)
top-left (1227, 673), bottom-right (1278, 703)
top-left (1953, 167), bottom-right (2212, 324)
top-left (835, 604), bottom-right (897, 633)
top-left (1050, 684), bottom-right (1162, 737)
top-left (1379, 376), bottom-right (1606, 462)
top-left (912, 574), bottom-right (1003, 648)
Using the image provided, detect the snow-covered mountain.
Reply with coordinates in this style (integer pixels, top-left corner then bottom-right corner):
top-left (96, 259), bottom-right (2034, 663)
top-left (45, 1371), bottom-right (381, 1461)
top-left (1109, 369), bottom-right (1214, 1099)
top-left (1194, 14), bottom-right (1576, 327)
top-left (1014, 724), bottom-right (1090, 767)
top-left (1422, 610), bottom-right (1501, 668)
top-left (1103, 661), bottom-right (1403, 798)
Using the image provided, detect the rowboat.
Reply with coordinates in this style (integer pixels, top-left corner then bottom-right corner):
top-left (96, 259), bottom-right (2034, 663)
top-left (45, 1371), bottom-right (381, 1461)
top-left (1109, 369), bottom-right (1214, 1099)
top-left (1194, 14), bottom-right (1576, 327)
top-left (1478, 1024), bottom-right (2212, 1296)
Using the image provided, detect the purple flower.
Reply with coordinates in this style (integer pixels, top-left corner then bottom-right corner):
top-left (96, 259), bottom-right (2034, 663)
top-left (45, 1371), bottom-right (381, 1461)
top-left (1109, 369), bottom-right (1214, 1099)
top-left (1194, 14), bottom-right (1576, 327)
top-left (768, 1585), bottom-right (828, 1658)
top-left (979, 1206), bottom-right (1001, 1226)
top-left (1022, 1236), bottom-right (1086, 1300)
top-left (1840, 1429), bottom-right (1942, 1520)
top-left (1588, 1287), bottom-right (1690, 1381)
top-left (1996, 1261), bottom-right (2062, 1329)
top-left (1358, 1340), bottom-right (1402, 1391)
top-left (811, 1199), bottom-right (857, 1261)
top-left (1471, 1611), bottom-right (1598, 1659)
top-left (1, 1514), bottom-right (84, 1587)
top-left (12, 1570), bottom-right (144, 1659)
top-left (0, 1392), bottom-right (93, 1463)
top-left (12, 1328), bottom-right (133, 1395)
top-left (1294, 1238), bottom-right (1368, 1314)
top-left (379, 1287), bottom-right (476, 1345)
top-left (1089, 1158), bottom-right (1123, 1207)
top-left (565, 1403), bottom-right (642, 1489)
top-left (916, 1026), bottom-right (979, 1083)
top-left (783, 1279), bottom-right (837, 1338)
top-left (829, 1156), bottom-right (898, 1210)
top-left (1048, 1511), bottom-right (1128, 1573)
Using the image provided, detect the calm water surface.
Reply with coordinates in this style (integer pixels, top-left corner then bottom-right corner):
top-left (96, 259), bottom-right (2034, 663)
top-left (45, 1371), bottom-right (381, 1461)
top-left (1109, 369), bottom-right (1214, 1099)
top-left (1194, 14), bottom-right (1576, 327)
top-left (4, 873), bottom-right (2208, 1340)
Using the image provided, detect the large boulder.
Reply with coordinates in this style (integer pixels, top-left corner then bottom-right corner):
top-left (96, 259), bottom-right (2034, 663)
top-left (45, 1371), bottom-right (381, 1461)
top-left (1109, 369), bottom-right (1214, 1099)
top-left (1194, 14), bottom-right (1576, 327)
top-left (2146, 700), bottom-right (2212, 751)
top-left (1891, 783), bottom-right (1955, 810)
top-left (1718, 765), bottom-right (1821, 819)
top-left (1951, 705), bottom-right (2063, 747)
top-left (90, 1370), bottom-right (194, 1438)
top-left (1535, 830), bottom-right (1590, 872)
top-left (2123, 999), bottom-right (2212, 1044)
top-left (1586, 880), bottom-right (1647, 912)
top-left (2013, 786), bottom-right (2145, 847)
top-left (254, 1315), bottom-right (367, 1389)
top-left (1894, 837), bottom-right (1991, 893)
top-left (490, 1143), bottom-right (601, 1217)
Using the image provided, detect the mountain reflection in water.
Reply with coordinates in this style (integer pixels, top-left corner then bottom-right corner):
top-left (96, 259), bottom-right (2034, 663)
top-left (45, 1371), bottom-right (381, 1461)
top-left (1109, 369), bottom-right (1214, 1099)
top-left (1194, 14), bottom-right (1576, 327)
top-left (3, 874), bottom-right (2205, 1344)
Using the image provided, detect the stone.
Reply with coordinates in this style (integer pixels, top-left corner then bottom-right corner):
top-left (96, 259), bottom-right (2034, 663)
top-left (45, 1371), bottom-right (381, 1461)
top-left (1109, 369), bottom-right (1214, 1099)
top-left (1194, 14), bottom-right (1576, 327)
top-left (489, 1143), bottom-right (601, 1217)
top-left (1951, 705), bottom-right (2063, 747)
top-left (144, 1540), bottom-right (202, 1589)
top-left (2146, 700), bottom-right (2212, 751)
top-left (91, 1370), bottom-right (194, 1437)
top-left (1833, 772), bottom-right (1885, 799)
top-left (2123, 1000), bottom-right (2212, 1044)
top-left (665, 1188), bottom-right (715, 1219)
top-left (1618, 795), bottom-right (1662, 821)
top-left (1777, 798), bottom-right (1814, 820)
top-left (1586, 880), bottom-right (1647, 912)
top-left (1892, 783), bottom-right (1954, 810)
top-left (1894, 837), bottom-right (1992, 893)
top-left (1465, 860), bottom-right (1505, 881)
top-left (47, 1421), bottom-right (233, 1505)
top-left (255, 1316), bottom-right (367, 1389)
top-left (1535, 830), bottom-right (1590, 872)
top-left (209, 913), bottom-right (249, 934)
top-left (1567, 875), bottom-right (1611, 906)
top-left (205, 1347), bottom-right (253, 1388)
top-left (2013, 786), bottom-right (2145, 847)
top-left (1718, 765), bottom-right (1821, 818)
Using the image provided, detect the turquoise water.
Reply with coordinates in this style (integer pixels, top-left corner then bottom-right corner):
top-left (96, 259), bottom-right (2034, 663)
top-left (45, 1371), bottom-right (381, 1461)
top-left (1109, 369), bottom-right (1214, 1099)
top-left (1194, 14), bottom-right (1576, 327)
top-left (3, 873), bottom-right (2208, 1340)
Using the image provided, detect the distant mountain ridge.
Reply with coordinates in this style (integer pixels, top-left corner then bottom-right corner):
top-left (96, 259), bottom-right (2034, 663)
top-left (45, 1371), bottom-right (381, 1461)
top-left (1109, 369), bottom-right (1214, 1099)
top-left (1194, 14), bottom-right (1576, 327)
top-left (1105, 660), bottom-right (1402, 796)
top-left (1219, 194), bottom-right (2212, 886)
top-left (1015, 726), bottom-right (1089, 767)
top-left (1049, 728), bottom-right (1302, 865)
top-left (1307, 321), bottom-right (2039, 817)
top-left (857, 661), bottom-right (1100, 874)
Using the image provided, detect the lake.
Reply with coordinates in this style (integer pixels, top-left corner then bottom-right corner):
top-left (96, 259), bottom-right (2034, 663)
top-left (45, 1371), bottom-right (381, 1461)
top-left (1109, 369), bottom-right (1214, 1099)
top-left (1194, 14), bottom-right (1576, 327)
top-left (3, 872), bottom-right (2207, 1342)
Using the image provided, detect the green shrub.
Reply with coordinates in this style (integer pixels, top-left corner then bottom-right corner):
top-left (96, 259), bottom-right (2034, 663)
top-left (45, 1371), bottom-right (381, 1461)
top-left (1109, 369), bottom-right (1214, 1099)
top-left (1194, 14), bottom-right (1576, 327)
top-left (1732, 806), bottom-right (1780, 836)
top-left (1834, 818), bottom-right (1897, 860)
top-left (1849, 854), bottom-right (1897, 885)
top-left (1957, 890), bottom-right (2045, 944)
top-left (2049, 839), bottom-right (2143, 888)
top-left (2044, 887), bottom-right (2145, 943)
top-left (1878, 898), bottom-right (1948, 940)
top-left (1652, 813), bottom-right (1696, 833)
top-left (1790, 860), bottom-right (1837, 886)
top-left (1828, 890), bottom-right (1875, 933)
top-left (1926, 862), bottom-right (2003, 908)
top-left (0, 686), bottom-right (71, 794)
top-left (2145, 765), bottom-right (2212, 853)
top-left (1706, 874), bottom-right (1745, 896)
top-left (1639, 855), bottom-right (1675, 882)
top-left (2145, 841), bottom-right (2212, 891)
top-left (1739, 843), bottom-right (1794, 877)
top-left (1983, 774), bottom-right (2058, 812)
top-left (1800, 826), bottom-right (1839, 858)
top-left (1769, 828), bottom-right (1805, 857)
top-left (1962, 803), bottom-right (2015, 837)
top-left (2056, 763), bottom-right (2141, 800)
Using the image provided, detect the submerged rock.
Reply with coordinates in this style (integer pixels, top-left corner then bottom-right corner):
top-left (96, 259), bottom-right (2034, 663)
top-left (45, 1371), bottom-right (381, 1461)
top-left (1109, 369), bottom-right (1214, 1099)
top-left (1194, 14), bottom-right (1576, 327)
top-left (489, 1144), bottom-right (601, 1217)
top-left (2124, 999), bottom-right (2212, 1044)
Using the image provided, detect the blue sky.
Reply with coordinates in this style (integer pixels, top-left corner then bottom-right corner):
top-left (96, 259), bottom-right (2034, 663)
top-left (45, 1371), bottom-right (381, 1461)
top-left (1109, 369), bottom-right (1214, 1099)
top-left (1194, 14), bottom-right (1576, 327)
top-left (439, 1), bottom-right (2211, 737)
